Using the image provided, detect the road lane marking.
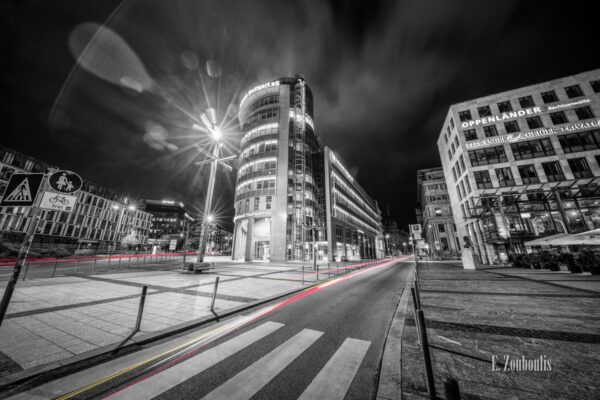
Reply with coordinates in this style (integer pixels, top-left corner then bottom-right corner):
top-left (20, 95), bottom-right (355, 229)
top-left (201, 328), bottom-right (323, 400)
top-left (107, 321), bottom-right (284, 400)
top-left (298, 338), bottom-right (371, 400)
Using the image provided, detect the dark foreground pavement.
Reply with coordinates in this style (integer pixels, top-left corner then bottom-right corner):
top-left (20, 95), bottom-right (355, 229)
top-left (402, 262), bottom-right (600, 400)
top-left (6, 259), bottom-right (412, 400)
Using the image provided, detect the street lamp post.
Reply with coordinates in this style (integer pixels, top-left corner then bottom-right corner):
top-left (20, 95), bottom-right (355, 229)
top-left (385, 234), bottom-right (390, 257)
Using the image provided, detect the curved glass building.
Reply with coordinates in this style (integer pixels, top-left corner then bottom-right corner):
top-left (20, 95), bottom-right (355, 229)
top-left (233, 74), bottom-right (383, 262)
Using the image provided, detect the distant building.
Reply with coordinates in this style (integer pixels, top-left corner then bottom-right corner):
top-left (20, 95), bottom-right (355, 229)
top-left (416, 167), bottom-right (460, 258)
top-left (232, 74), bottom-right (384, 262)
top-left (0, 145), bottom-right (152, 252)
top-left (437, 69), bottom-right (600, 266)
top-left (139, 199), bottom-right (194, 248)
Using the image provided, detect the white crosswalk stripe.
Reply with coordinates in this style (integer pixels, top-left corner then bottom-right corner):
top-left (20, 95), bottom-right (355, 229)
top-left (298, 338), bottom-right (371, 400)
top-left (201, 328), bottom-right (324, 400)
top-left (109, 321), bottom-right (284, 400)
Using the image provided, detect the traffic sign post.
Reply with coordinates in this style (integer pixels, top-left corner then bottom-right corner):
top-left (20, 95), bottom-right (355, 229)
top-left (0, 173), bottom-right (44, 207)
top-left (0, 173), bottom-right (49, 328)
top-left (48, 170), bottom-right (82, 194)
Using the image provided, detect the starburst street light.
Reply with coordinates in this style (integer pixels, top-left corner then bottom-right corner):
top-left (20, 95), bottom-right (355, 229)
top-left (192, 108), bottom-right (236, 265)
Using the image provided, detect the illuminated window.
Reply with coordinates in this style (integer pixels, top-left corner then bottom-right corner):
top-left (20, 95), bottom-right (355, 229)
top-left (477, 106), bottom-right (492, 118)
top-left (504, 120), bottom-right (520, 133)
top-left (518, 165), bottom-right (540, 184)
top-left (567, 158), bottom-right (593, 178)
top-left (497, 101), bottom-right (513, 113)
top-left (463, 129), bottom-right (477, 140)
top-left (458, 110), bottom-right (472, 122)
top-left (518, 96), bottom-right (535, 108)
top-left (550, 111), bottom-right (568, 125)
top-left (564, 84), bottom-right (584, 98)
top-left (526, 116), bottom-right (543, 129)
top-left (575, 106), bottom-right (595, 120)
top-left (541, 90), bottom-right (559, 103)
top-left (483, 125), bottom-right (498, 137)
top-left (542, 161), bottom-right (565, 182)
top-left (591, 80), bottom-right (600, 93)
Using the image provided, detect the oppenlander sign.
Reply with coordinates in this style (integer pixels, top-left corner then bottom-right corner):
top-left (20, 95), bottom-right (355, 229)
top-left (466, 119), bottom-right (600, 149)
top-left (462, 107), bottom-right (542, 128)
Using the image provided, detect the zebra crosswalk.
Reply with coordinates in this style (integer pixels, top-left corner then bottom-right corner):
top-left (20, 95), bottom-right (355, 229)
top-left (110, 321), bottom-right (372, 400)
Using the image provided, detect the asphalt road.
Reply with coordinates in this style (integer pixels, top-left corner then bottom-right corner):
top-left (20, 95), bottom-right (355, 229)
top-left (8, 259), bottom-right (412, 400)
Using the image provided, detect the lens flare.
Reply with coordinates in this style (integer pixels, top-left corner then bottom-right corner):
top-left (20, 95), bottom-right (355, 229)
top-left (206, 59), bottom-right (222, 78)
top-left (68, 22), bottom-right (154, 94)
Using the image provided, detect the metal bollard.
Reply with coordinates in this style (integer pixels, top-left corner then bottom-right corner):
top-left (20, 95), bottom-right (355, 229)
top-left (92, 258), bottom-right (97, 273)
top-left (302, 265), bottom-right (304, 285)
top-left (417, 310), bottom-right (436, 399)
top-left (210, 277), bottom-right (220, 312)
top-left (22, 262), bottom-right (30, 281)
top-left (128, 256), bottom-right (131, 267)
top-left (444, 377), bottom-right (461, 400)
top-left (107, 257), bottom-right (111, 269)
top-left (411, 287), bottom-right (422, 345)
top-left (118, 257), bottom-right (121, 269)
top-left (73, 259), bottom-right (77, 274)
top-left (52, 260), bottom-right (58, 277)
top-left (134, 286), bottom-right (148, 332)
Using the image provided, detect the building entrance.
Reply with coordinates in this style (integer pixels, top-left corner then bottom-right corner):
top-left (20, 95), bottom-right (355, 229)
top-left (255, 241), bottom-right (270, 261)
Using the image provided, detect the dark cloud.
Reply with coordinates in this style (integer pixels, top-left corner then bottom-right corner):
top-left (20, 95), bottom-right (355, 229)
top-left (3, 0), bottom-right (600, 230)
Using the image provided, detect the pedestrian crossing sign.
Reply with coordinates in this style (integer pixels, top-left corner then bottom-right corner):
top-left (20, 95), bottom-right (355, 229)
top-left (0, 173), bottom-right (44, 206)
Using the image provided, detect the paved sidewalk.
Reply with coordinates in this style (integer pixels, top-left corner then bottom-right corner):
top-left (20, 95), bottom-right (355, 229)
top-left (401, 262), bottom-right (600, 399)
top-left (0, 257), bottom-right (355, 378)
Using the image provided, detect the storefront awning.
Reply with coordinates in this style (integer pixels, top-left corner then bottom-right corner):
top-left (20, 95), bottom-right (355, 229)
top-left (524, 233), bottom-right (569, 247)
top-left (545, 229), bottom-right (600, 246)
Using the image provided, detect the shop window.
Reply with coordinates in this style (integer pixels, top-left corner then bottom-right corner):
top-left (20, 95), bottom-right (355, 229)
top-left (540, 90), bottom-right (559, 104)
top-left (504, 120), bottom-right (520, 133)
top-left (550, 111), bottom-right (568, 125)
top-left (564, 84), bottom-right (584, 98)
top-left (567, 158), bottom-right (593, 179)
top-left (518, 165), bottom-right (540, 184)
top-left (497, 101), bottom-right (513, 113)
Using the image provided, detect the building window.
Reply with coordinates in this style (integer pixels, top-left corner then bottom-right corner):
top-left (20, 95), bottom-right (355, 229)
top-left (434, 208), bottom-right (442, 216)
top-left (511, 138), bottom-right (555, 160)
top-left (518, 96), bottom-right (535, 108)
top-left (483, 125), bottom-right (498, 137)
top-left (456, 184), bottom-right (462, 200)
top-left (477, 106), bottom-right (492, 118)
top-left (474, 170), bottom-right (493, 189)
top-left (438, 223), bottom-right (446, 232)
top-left (244, 199), bottom-right (249, 213)
top-left (254, 197), bottom-right (259, 211)
top-left (497, 101), bottom-right (513, 113)
top-left (452, 166), bottom-right (457, 181)
top-left (459, 155), bottom-right (466, 170)
top-left (542, 161), bottom-right (565, 182)
top-left (1, 151), bottom-right (14, 165)
top-left (568, 158), bottom-right (593, 178)
top-left (458, 110), bottom-right (472, 122)
top-left (495, 167), bottom-right (515, 187)
top-left (591, 80), bottom-right (600, 93)
top-left (540, 90), bottom-right (559, 104)
top-left (266, 196), bottom-right (272, 209)
top-left (564, 84), bottom-right (584, 98)
top-left (526, 116), bottom-right (543, 129)
top-left (550, 111), bottom-right (568, 125)
top-left (451, 143), bottom-right (456, 153)
top-left (468, 146), bottom-right (507, 166)
top-left (463, 129), bottom-right (477, 140)
top-left (444, 132), bottom-right (448, 143)
top-left (518, 165), bottom-right (540, 184)
top-left (559, 130), bottom-right (600, 153)
top-left (575, 106), bottom-right (595, 120)
top-left (504, 120), bottom-right (520, 133)
top-left (465, 177), bottom-right (472, 192)
top-left (335, 224), bottom-right (343, 237)
top-left (450, 118), bottom-right (455, 129)
top-left (448, 149), bottom-right (452, 160)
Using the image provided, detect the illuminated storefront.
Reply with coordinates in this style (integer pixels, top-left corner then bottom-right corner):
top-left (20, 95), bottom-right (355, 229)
top-left (437, 69), bottom-right (600, 266)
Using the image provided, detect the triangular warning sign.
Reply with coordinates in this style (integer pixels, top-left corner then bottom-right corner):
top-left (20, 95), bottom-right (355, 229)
top-left (4, 178), bottom-right (32, 202)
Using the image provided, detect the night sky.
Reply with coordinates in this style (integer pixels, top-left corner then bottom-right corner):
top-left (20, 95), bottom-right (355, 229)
top-left (3, 0), bottom-right (600, 231)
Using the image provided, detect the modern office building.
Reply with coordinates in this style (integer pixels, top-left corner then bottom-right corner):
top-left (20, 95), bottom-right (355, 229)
top-left (0, 145), bottom-right (152, 252)
top-left (416, 167), bottom-right (460, 258)
top-left (232, 74), bottom-right (384, 262)
top-left (140, 199), bottom-right (194, 248)
top-left (437, 69), bottom-right (600, 267)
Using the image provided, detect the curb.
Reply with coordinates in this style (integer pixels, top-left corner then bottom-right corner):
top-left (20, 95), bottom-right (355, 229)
top-left (0, 279), bottom-right (323, 396)
top-left (376, 263), bottom-right (416, 400)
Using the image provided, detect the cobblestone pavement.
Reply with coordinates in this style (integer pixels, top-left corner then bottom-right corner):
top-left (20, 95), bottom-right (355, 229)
top-left (401, 262), bottom-right (600, 400)
top-left (0, 257), bottom-right (353, 376)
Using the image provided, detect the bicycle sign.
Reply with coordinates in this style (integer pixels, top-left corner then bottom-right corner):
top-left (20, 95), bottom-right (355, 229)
top-left (39, 191), bottom-right (77, 212)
